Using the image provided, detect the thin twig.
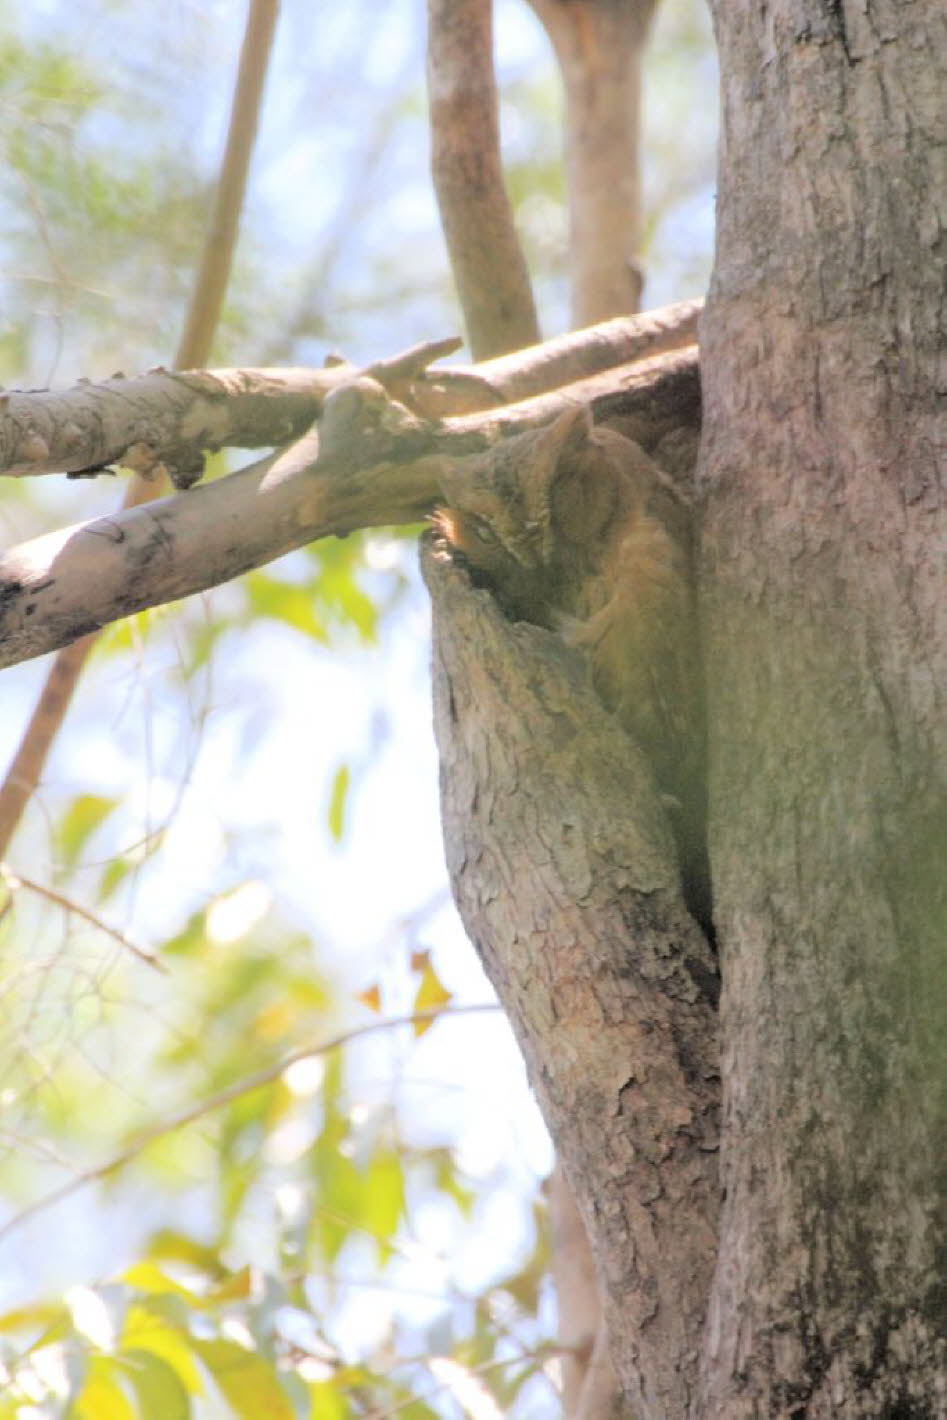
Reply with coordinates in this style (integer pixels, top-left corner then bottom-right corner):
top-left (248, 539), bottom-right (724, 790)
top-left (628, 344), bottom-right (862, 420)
top-left (0, 0), bottom-right (279, 859)
top-left (0, 1003), bottom-right (499, 1245)
top-left (0, 865), bottom-right (165, 973)
top-left (174, 0), bottom-right (280, 371)
top-left (367, 1345), bottom-right (565, 1420)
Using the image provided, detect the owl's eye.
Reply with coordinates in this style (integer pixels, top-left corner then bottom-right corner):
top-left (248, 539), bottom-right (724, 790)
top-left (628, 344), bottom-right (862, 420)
top-left (470, 518), bottom-right (498, 546)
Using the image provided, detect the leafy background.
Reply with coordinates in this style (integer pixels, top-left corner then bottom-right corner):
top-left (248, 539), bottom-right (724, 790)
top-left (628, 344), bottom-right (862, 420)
top-left (0, 1), bottom-right (716, 1414)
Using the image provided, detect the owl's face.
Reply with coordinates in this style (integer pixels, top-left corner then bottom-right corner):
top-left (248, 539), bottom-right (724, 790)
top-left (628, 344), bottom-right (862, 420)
top-left (429, 497), bottom-right (552, 624)
top-left (431, 404), bottom-right (610, 626)
top-left (431, 406), bottom-right (597, 623)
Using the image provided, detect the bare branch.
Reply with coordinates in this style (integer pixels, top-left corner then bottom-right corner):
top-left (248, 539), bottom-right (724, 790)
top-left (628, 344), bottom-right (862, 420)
top-left (427, 0), bottom-right (540, 358)
top-left (0, 364), bottom-right (359, 485)
top-left (549, 1165), bottom-right (619, 1419)
top-left (447, 345), bottom-right (700, 454)
top-left (412, 298), bottom-right (701, 416)
top-left (0, 348), bottom-right (699, 670)
top-left (0, 308), bottom-right (697, 481)
top-left (0, 633), bottom-right (97, 858)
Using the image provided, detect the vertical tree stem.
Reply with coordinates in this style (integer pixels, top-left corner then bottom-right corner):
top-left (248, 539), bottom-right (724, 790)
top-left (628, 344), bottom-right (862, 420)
top-left (527, 0), bottom-right (657, 326)
top-left (427, 0), bottom-right (541, 359)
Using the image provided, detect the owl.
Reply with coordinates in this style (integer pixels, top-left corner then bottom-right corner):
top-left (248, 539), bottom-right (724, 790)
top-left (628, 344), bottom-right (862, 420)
top-left (431, 404), bottom-right (711, 932)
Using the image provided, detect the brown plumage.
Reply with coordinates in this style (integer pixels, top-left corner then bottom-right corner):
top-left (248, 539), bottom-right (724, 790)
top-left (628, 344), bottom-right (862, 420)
top-left (432, 405), bottom-right (711, 932)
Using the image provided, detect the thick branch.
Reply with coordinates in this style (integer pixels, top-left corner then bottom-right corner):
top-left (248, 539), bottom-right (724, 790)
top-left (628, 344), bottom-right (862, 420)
top-left (412, 298), bottom-right (701, 416)
top-left (446, 345), bottom-right (700, 459)
top-left (0, 348), bottom-right (698, 669)
top-left (423, 546), bottom-right (719, 1414)
top-left (0, 363), bottom-right (389, 486)
top-left (427, 0), bottom-right (540, 358)
top-left (0, 307), bottom-right (699, 482)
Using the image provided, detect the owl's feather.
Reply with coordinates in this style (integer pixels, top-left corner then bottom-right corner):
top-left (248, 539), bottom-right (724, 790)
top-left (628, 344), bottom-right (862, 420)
top-left (433, 406), bottom-right (711, 932)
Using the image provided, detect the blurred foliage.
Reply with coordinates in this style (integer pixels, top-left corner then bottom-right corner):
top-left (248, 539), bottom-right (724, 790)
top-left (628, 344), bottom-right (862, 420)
top-left (0, 0), bottom-right (715, 1415)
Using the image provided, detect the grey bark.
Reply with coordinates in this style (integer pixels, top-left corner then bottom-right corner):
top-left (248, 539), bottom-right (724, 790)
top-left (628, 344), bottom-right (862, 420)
top-left (0, 347), bottom-right (697, 670)
top-left (697, 0), bottom-right (947, 1412)
top-left (0, 341), bottom-right (460, 485)
top-left (0, 305), bottom-right (699, 482)
top-left (424, 545), bottom-right (719, 1415)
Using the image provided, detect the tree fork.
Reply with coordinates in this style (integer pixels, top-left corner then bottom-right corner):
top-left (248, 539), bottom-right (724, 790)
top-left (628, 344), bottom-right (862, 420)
top-left (0, 345), bottom-right (699, 670)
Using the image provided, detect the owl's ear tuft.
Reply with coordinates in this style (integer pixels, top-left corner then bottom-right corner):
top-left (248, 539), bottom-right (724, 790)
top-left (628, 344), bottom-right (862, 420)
top-left (531, 404), bottom-right (593, 477)
top-left (520, 405), bottom-right (594, 546)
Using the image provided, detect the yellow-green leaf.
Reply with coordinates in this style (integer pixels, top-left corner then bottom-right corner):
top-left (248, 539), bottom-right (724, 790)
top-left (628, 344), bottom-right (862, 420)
top-left (55, 793), bottom-right (118, 868)
top-left (0, 1301), bottom-right (66, 1334)
top-left (363, 1148), bottom-right (406, 1248)
top-left (121, 1262), bottom-right (207, 1307)
top-left (412, 962), bottom-right (452, 1036)
top-left (122, 1350), bottom-right (192, 1420)
top-left (308, 1378), bottom-right (346, 1420)
top-left (70, 1355), bottom-right (136, 1420)
top-left (192, 1338), bottom-right (295, 1420)
top-left (327, 765), bottom-right (350, 843)
top-left (120, 1301), bottom-right (204, 1394)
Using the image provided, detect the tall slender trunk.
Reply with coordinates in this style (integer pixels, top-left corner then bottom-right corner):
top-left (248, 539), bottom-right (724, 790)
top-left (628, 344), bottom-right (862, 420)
top-left (697, 2), bottom-right (947, 1411)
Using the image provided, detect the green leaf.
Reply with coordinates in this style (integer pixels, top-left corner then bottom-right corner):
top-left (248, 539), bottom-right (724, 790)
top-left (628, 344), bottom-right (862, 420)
top-left (307, 1379), bottom-right (346, 1420)
top-left (363, 1148), bottom-right (406, 1252)
top-left (192, 1339), bottom-right (295, 1420)
top-left (122, 1350), bottom-right (192, 1420)
top-left (55, 793), bottom-right (118, 868)
top-left (327, 765), bottom-right (350, 843)
top-left (68, 1355), bottom-right (136, 1420)
top-left (120, 1300), bottom-right (204, 1394)
top-left (433, 1149), bottom-right (476, 1218)
top-left (244, 571), bottom-right (327, 641)
top-left (98, 855), bottom-right (135, 903)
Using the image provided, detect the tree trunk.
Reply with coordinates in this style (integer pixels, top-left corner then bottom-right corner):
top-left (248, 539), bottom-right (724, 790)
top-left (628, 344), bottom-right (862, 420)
top-left (697, 1), bottom-right (947, 1412)
top-left (424, 543), bottom-right (719, 1416)
top-left (429, 2), bottom-right (945, 1416)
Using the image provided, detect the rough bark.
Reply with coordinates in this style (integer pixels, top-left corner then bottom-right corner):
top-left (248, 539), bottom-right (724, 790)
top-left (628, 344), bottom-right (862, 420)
top-left (0, 346), bottom-right (698, 669)
top-left (0, 306), bottom-right (700, 482)
top-left (427, 0), bottom-right (540, 358)
top-left (0, 347), bottom-right (456, 485)
top-left (527, 0), bottom-right (657, 324)
top-left (424, 545), bottom-right (719, 1415)
top-left (550, 1166), bottom-right (626, 1420)
top-left (413, 298), bottom-right (700, 417)
top-left (697, 1), bottom-right (947, 1413)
